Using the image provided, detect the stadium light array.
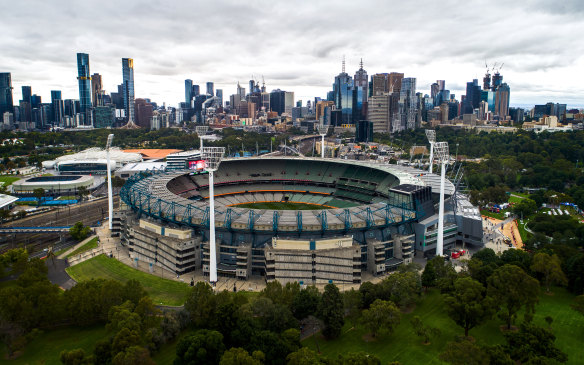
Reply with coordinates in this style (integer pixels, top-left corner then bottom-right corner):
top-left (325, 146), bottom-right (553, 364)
top-left (202, 146), bottom-right (225, 285)
top-left (434, 141), bottom-right (449, 257)
top-left (425, 129), bottom-right (436, 174)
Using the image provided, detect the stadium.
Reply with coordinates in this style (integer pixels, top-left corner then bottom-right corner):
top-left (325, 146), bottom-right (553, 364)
top-left (12, 175), bottom-right (95, 195)
top-left (116, 157), bottom-right (483, 284)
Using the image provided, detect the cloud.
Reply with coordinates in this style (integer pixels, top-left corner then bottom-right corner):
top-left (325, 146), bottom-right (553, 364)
top-left (0, 0), bottom-right (582, 108)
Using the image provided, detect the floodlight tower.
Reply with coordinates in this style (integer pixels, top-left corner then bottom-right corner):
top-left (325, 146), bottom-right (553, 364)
top-left (106, 134), bottom-right (114, 231)
top-left (316, 124), bottom-right (328, 159)
top-left (196, 125), bottom-right (209, 150)
top-left (202, 146), bottom-right (225, 284)
top-left (434, 141), bottom-right (449, 256)
top-left (425, 129), bottom-right (436, 173)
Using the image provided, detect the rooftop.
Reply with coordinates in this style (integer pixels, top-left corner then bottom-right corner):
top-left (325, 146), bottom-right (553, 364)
top-left (123, 149), bottom-right (182, 160)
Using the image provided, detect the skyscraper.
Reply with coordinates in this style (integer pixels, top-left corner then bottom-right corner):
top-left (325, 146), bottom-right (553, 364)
top-left (332, 60), bottom-right (353, 123)
top-left (495, 83), bottom-right (510, 120)
top-left (397, 78), bottom-right (418, 131)
top-left (185, 79), bottom-right (193, 105)
top-left (21, 86), bottom-right (32, 104)
top-left (206, 82), bottom-right (214, 97)
top-left (354, 59), bottom-right (368, 104)
top-left (51, 90), bottom-right (63, 125)
top-left (91, 73), bottom-right (103, 106)
top-left (216, 89), bottom-right (223, 107)
top-left (76, 53), bottom-right (92, 116)
top-left (0, 73), bottom-right (13, 116)
top-left (122, 58), bottom-right (135, 123)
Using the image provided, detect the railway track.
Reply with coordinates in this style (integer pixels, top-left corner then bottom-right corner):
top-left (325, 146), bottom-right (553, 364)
top-left (0, 196), bottom-right (119, 255)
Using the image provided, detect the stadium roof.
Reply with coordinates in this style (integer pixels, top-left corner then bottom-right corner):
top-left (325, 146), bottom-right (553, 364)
top-left (0, 194), bottom-right (18, 209)
top-left (123, 149), bottom-right (182, 160)
top-left (54, 148), bottom-right (142, 165)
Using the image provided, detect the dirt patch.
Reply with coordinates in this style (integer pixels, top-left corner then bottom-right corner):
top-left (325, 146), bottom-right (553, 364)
top-left (401, 304), bottom-right (417, 314)
top-left (362, 333), bottom-right (378, 342)
top-left (499, 325), bottom-right (519, 333)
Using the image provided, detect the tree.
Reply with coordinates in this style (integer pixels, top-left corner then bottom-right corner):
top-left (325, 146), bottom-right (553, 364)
top-left (439, 340), bottom-right (489, 365)
top-left (33, 187), bottom-right (45, 206)
top-left (380, 271), bottom-right (421, 309)
top-left (513, 198), bottom-right (537, 217)
top-left (504, 322), bottom-right (568, 364)
top-left (410, 316), bottom-right (440, 344)
top-left (531, 253), bottom-right (568, 293)
top-left (77, 186), bottom-right (89, 201)
top-left (286, 347), bottom-right (326, 365)
top-left (572, 295), bottom-right (584, 315)
top-left (487, 265), bottom-right (540, 330)
top-left (174, 329), bottom-right (225, 365)
top-left (112, 176), bottom-right (127, 188)
top-left (318, 284), bottom-right (344, 339)
top-left (443, 277), bottom-right (494, 337)
top-left (361, 299), bottom-right (401, 338)
top-left (69, 221), bottom-right (91, 241)
top-left (421, 256), bottom-right (457, 292)
top-left (112, 345), bottom-right (155, 365)
top-left (184, 282), bottom-right (216, 328)
top-left (219, 347), bottom-right (263, 365)
top-left (343, 288), bottom-right (362, 327)
top-left (60, 348), bottom-right (91, 365)
top-left (291, 286), bottom-right (320, 320)
top-left (499, 249), bottom-right (532, 272)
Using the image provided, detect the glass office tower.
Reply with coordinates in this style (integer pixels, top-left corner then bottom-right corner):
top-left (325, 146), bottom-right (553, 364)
top-left (0, 73), bottom-right (13, 116)
top-left (122, 58), bottom-right (135, 123)
top-left (76, 53), bottom-right (92, 116)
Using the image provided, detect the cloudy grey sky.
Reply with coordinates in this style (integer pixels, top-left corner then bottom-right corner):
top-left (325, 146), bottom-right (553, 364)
top-left (2, 0), bottom-right (583, 108)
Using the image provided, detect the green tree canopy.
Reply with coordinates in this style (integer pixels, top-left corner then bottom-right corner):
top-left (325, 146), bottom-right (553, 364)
top-left (531, 252), bottom-right (568, 293)
top-left (219, 347), bottom-right (263, 365)
top-left (487, 264), bottom-right (540, 330)
top-left (443, 277), bottom-right (494, 337)
top-left (318, 284), bottom-right (344, 339)
top-left (174, 329), bottom-right (225, 365)
top-left (361, 299), bottom-right (401, 337)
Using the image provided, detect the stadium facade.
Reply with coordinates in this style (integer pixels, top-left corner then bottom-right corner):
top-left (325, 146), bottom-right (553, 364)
top-left (116, 157), bottom-right (482, 284)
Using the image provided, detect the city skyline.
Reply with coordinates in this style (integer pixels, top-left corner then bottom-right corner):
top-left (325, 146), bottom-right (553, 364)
top-left (1, 0), bottom-right (583, 107)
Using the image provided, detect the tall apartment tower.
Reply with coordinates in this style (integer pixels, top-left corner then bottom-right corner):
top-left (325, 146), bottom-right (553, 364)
top-left (51, 90), bottom-right (63, 125)
top-left (122, 58), bottom-right (135, 122)
top-left (206, 82), bottom-right (214, 97)
top-left (0, 73), bottom-right (14, 116)
top-left (76, 53), bottom-right (92, 115)
top-left (185, 79), bottom-right (193, 105)
top-left (91, 73), bottom-right (103, 106)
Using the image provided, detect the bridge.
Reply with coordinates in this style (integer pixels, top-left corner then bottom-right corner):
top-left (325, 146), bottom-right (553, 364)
top-left (0, 226), bottom-right (73, 234)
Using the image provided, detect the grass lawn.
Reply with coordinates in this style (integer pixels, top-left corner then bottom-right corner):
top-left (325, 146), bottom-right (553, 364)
top-left (0, 176), bottom-right (20, 186)
top-left (302, 288), bottom-right (584, 365)
top-left (66, 237), bottom-right (99, 258)
top-left (508, 195), bottom-right (526, 204)
top-left (1, 325), bottom-right (107, 364)
top-left (66, 255), bottom-right (191, 306)
top-left (234, 202), bottom-right (331, 210)
top-left (517, 219), bottom-right (532, 242)
top-left (480, 209), bottom-right (506, 220)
